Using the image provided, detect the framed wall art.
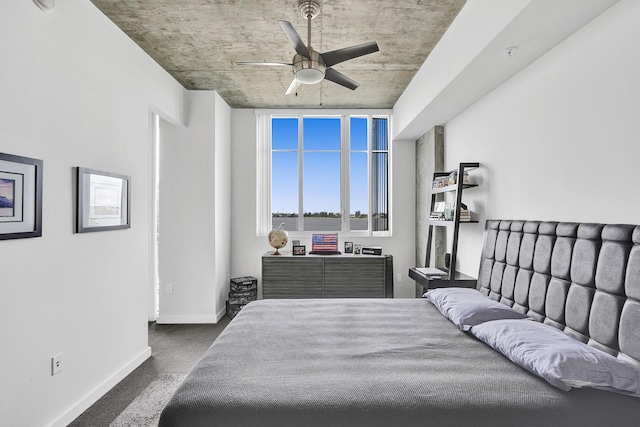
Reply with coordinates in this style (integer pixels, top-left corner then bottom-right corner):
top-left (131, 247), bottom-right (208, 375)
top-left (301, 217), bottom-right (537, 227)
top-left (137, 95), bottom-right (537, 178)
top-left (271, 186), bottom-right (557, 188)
top-left (76, 167), bottom-right (130, 233)
top-left (0, 152), bottom-right (43, 240)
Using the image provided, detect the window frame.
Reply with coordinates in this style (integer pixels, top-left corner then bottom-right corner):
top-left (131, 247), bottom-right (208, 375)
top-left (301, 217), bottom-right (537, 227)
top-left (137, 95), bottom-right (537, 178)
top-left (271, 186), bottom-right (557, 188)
top-left (256, 109), bottom-right (392, 238)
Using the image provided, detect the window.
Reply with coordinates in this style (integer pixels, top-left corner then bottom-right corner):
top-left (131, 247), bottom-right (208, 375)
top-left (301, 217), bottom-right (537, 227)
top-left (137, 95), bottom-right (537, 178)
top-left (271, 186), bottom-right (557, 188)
top-left (259, 112), bottom-right (390, 235)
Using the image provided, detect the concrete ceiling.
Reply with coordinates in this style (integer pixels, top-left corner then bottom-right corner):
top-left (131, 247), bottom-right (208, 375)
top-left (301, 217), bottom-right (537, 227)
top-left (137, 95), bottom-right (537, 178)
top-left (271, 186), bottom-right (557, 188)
top-left (90, 0), bottom-right (466, 109)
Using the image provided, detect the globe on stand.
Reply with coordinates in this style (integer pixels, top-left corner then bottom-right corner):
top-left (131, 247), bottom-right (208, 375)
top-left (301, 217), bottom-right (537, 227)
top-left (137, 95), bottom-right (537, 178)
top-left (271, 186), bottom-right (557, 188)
top-left (268, 224), bottom-right (289, 255)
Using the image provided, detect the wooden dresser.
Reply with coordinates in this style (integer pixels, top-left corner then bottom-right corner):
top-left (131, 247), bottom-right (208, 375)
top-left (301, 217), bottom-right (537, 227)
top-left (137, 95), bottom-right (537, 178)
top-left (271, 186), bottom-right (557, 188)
top-left (262, 253), bottom-right (393, 298)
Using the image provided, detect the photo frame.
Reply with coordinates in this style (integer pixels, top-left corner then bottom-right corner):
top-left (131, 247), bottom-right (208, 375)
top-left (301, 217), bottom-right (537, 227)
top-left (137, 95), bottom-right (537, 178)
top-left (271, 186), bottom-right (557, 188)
top-left (292, 245), bottom-right (306, 256)
top-left (353, 243), bottom-right (362, 256)
top-left (433, 201), bottom-right (446, 213)
top-left (344, 241), bottom-right (353, 254)
top-left (76, 167), bottom-right (130, 233)
top-left (0, 152), bottom-right (43, 240)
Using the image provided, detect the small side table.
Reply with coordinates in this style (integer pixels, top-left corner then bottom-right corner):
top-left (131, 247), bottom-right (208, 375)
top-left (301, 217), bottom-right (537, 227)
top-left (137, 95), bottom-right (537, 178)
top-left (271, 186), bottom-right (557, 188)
top-left (409, 268), bottom-right (476, 297)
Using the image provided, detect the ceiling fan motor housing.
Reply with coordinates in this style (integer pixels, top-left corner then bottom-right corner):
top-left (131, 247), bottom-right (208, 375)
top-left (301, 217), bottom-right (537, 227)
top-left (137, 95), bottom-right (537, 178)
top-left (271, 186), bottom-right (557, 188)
top-left (293, 49), bottom-right (325, 84)
top-left (299, 1), bottom-right (320, 20)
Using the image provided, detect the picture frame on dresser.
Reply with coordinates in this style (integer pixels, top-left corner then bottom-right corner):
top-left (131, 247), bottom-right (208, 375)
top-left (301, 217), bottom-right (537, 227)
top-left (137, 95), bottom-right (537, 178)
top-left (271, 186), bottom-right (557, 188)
top-left (353, 243), bottom-right (362, 255)
top-left (76, 167), bottom-right (130, 233)
top-left (292, 245), bottom-right (306, 255)
top-left (0, 152), bottom-right (43, 240)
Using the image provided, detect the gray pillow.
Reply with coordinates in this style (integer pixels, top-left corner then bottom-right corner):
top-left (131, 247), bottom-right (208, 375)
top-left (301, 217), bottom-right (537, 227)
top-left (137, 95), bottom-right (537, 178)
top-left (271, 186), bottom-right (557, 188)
top-left (425, 287), bottom-right (529, 331)
top-left (471, 319), bottom-right (640, 394)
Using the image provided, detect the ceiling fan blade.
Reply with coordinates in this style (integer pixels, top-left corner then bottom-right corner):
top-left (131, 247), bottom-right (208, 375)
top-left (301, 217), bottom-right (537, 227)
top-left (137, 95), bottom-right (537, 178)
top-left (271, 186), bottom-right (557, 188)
top-left (278, 20), bottom-right (311, 58)
top-left (321, 41), bottom-right (379, 67)
top-left (324, 68), bottom-right (358, 91)
top-left (236, 62), bottom-right (292, 67)
top-left (285, 77), bottom-right (301, 95)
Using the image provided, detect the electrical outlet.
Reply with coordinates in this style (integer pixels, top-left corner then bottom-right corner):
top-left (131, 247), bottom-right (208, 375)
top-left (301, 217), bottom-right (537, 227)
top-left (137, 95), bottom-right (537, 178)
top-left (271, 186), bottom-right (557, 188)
top-left (52, 353), bottom-right (63, 376)
top-left (167, 283), bottom-right (173, 294)
top-left (396, 273), bottom-right (402, 283)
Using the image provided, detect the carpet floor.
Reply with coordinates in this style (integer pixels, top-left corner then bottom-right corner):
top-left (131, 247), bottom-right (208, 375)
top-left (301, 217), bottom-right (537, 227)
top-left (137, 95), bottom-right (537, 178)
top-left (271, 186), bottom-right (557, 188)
top-left (109, 373), bottom-right (187, 427)
top-left (69, 318), bottom-right (231, 427)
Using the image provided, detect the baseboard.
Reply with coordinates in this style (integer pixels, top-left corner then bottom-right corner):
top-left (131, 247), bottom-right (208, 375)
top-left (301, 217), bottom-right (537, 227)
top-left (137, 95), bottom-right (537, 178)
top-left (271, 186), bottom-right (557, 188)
top-left (216, 305), bottom-right (227, 322)
top-left (51, 346), bottom-right (152, 427)
top-left (156, 313), bottom-right (219, 324)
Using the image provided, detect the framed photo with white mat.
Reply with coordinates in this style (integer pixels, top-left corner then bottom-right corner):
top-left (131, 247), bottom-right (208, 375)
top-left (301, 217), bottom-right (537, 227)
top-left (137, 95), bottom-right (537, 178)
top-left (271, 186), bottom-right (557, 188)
top-left (0, 152), bottom-right (43, 240)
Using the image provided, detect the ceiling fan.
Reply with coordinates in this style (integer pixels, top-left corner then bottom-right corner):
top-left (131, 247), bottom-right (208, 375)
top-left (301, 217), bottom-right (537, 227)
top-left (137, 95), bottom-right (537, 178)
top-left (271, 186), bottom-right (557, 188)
top-left (237, 1), bottom-right (379, 95)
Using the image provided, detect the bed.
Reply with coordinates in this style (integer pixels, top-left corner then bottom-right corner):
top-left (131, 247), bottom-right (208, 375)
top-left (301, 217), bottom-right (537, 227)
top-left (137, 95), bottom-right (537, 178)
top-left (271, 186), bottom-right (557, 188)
top-left (159, 220), bottom-right (640, 426)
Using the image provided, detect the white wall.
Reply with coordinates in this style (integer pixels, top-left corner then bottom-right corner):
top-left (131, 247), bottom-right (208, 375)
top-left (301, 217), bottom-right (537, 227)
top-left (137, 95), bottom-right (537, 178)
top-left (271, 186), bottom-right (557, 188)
top-left (444, 0), bottom-right (640, 278)
top-left (157, 91), bottom-right (231, 324)
top-left (230, 110), bottom-right (417, 298)
top-left (393, 0), bottom-right (531, 140)
top-left (393, 0), bottom-right (620, 140)
top-left (0, 2), bottom-right (185, 426)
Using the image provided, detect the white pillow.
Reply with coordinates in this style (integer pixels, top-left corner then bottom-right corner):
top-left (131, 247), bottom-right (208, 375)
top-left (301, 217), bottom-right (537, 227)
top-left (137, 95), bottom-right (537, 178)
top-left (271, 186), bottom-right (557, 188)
top-left (471, 319), bottom-right (640, 395)
top-left (425, 287), bottom-right (529, 331)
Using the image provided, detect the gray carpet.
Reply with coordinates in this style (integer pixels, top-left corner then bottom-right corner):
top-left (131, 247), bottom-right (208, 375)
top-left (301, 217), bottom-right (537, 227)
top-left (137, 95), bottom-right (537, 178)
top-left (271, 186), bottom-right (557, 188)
top-left (109, 373), bottom-right (186, 427)
top-left (70, 318), bottom-right (230, 427)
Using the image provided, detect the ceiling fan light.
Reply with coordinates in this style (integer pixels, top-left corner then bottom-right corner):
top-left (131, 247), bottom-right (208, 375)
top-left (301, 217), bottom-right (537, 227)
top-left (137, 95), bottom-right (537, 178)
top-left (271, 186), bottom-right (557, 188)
top-left (292, 50), bottom-right (326, 85)
top-left (296, 68), bottom-right (324, 84)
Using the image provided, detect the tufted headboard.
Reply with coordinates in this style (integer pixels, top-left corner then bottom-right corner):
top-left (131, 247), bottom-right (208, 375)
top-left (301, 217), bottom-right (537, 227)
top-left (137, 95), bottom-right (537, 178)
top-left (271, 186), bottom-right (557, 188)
top-left (477, 220), bottom-right (640, 364)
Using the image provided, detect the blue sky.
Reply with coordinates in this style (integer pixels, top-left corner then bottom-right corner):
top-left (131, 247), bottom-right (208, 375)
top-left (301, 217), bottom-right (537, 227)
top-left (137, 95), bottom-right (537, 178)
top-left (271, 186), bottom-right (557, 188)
top-left (272, 117), bottom-right (368, 215)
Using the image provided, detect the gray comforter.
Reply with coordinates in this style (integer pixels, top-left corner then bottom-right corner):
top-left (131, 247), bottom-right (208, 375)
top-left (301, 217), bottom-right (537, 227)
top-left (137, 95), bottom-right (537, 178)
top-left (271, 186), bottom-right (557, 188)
top-left (159, 299), bottom-right (640, 426)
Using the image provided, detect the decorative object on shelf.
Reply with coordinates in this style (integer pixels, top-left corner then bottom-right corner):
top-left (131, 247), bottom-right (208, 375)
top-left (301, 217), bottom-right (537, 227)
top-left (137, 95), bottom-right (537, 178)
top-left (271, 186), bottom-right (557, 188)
top-left (292, 245), bottom-right (306, 255)
top-left (430, 201), bottom-right (445, 220)
top-left (76, 167), bottom-right (130, 233)
top-left (268, 223), bottom-right (289, 255)
top-left (462, 171), bottom-right (472, 185)
top-left (448, 171), bottom-right (457, 185)
top-left (0, 152), bottom-right (43, 240)
top-left (432, 176), bottom-right (449, 189)
top-left (432, 172), bottom-right (460, 188)
top-left (433, 170), bottom-right (475, 189)
top-left (459, 208), bottom-right (472, 222)
top-left (444, 203), bottom-right (453, 221)
top-left (344, 241), bottom-right (353, 253)
top-left (353, 243), bottom-right (362, 256)
top-left (292, 239), bottom-right (300, 246)
top-left (362, 245), bottom-right (382, 255)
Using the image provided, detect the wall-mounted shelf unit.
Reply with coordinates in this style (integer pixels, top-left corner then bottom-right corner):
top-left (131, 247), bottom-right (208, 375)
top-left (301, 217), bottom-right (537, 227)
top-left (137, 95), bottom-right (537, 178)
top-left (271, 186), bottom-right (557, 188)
top-left (409, 162), bottom-right (480, 292)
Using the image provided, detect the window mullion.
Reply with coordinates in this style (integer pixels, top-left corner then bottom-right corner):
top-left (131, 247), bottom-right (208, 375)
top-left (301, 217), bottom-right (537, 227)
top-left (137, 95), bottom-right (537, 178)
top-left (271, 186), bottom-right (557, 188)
top-left (367, 115), bottom-right (373, 235)
top-left (297, 115), bottom-right (304, 231)
top-left (341, 116), bottom-right (349, 232)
